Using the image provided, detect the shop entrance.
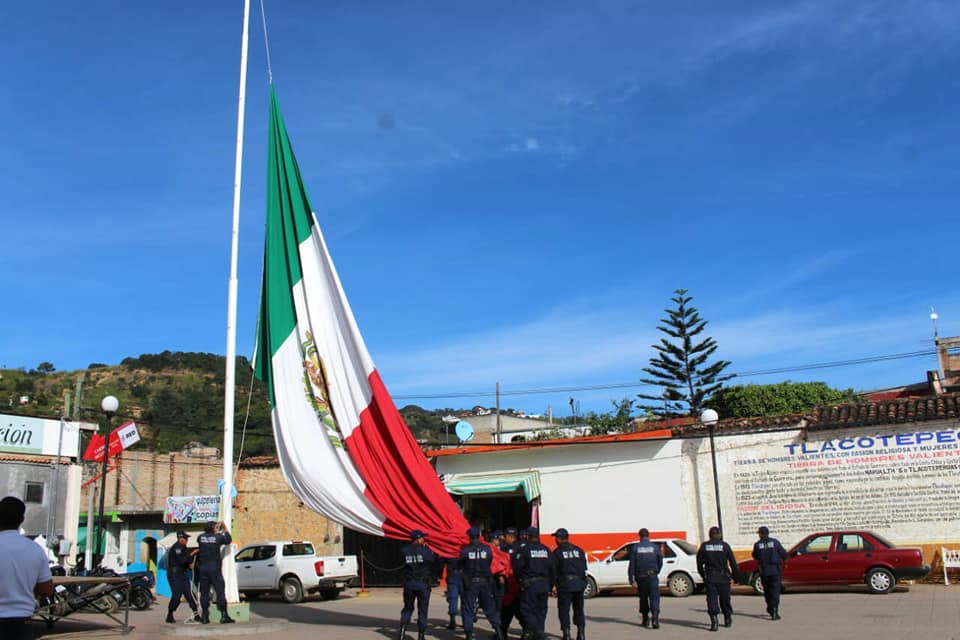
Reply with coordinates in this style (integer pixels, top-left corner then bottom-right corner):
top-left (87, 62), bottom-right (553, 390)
top-left (462, 493), bottom-right (530, 533)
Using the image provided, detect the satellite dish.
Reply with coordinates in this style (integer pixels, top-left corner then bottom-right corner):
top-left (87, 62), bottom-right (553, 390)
top-left (454, 421), bottom-right (475, 443)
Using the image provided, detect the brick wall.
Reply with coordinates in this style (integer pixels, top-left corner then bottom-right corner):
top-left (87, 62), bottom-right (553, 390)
top-left (233, 464), bottom-right (344, 556)
top-left (80, 450), bottom-right (223, 512)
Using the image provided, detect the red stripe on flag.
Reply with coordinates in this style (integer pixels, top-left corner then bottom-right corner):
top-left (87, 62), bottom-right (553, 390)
top-left (345, 370), bottom-right (468, 558)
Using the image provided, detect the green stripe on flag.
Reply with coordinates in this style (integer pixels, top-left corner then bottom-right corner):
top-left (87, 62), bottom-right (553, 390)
top-left (254, 87), bottom-right (318, 400)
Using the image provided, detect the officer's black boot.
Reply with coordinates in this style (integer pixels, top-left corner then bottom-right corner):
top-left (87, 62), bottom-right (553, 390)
top-left (417, 630), bottom-right (425, 640)
top-left (219, 607), bottom-right (235, 624)
top-left (200, 609), bottom-right (210, 625)
top-left (641, 613), bottom-right (650, 628)
top-left (576, 625), bottom-right (586, 640)
top-left (723, 613), bottom-right (732, 628)
top-left (464, 631), bottom-right (474, 640)
top-left (772, 607), bottom-right (780, 621)
top-left (397, 623), bottom-right (406, 639)
top-left (446, 614), bottom-right (457, 629)
top-left (651, 612), bottom-right (660, 629)
top-left (561, 628), bottom-right (571, 640)
top-left (709, 615), bottom-right (718, 632)
top-left (165, 611), bottom-right (175, 624)
top-left (494, 629), bottom-right (506, 640)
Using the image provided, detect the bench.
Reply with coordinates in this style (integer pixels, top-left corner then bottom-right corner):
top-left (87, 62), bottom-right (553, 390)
top-left (942, 548), bottom-right (960, 585)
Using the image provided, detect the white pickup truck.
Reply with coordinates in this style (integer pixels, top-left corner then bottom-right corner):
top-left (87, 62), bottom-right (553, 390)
top-left (234, 541), bottom-right (359, 603)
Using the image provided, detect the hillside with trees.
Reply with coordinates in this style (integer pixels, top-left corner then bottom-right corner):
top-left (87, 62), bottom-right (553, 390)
top-left (0, 352), bottom-right (539, 457)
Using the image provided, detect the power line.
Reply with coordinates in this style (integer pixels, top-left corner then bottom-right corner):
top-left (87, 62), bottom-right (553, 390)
top-left (391, 349), bottom-right (937, 401)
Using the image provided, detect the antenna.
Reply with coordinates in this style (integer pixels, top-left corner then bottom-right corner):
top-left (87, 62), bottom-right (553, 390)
top-left (454, 421), bottom-right (474, 444)
top-left (930, 306), bottom-right (940, 340)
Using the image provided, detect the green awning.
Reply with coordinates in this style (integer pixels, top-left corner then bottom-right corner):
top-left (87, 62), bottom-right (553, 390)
top-left (444, 472), bottom-right (541, 502)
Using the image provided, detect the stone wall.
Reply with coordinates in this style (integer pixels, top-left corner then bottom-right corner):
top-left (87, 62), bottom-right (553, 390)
top-left (233, 463), bottom-right (344, 556)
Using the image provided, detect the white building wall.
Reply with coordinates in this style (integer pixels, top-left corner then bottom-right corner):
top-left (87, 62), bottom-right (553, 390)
top-left (436, 438), bottom-right (694, 550)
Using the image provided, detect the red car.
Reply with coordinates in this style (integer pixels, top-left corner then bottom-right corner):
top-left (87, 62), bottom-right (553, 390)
top-left (737, 531), bottom-right (930, 594)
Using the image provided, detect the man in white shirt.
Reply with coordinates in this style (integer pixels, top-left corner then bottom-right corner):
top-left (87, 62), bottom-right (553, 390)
top-left (0, 496), bottom-right (53, 640)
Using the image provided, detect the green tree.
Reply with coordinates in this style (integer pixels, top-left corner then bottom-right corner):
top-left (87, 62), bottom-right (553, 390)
top-left (582, 398), bottom-right (637, 435)
top-left (36, 362), bottom-right (56, 374)
top-left (707, 381), bottom-right (857, 418)
top-left (638, 289), bottom-right (732, 416)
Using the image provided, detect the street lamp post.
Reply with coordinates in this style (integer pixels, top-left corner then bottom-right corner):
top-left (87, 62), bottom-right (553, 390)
top-left (700, 408), bottom-right (723, 535)
top-left (96, 395), bottom-right (118, 566)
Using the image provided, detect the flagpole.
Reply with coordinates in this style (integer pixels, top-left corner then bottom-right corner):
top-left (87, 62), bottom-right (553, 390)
top-left (221, 0), bottom-right (251, 606)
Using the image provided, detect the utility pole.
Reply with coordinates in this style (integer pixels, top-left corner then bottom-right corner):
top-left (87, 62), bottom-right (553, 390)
top-left (495, 382), bottom-right (501, 444)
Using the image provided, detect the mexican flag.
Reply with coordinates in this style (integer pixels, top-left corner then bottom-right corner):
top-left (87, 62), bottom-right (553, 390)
top-left (253, 87), bottom-right (468, 557)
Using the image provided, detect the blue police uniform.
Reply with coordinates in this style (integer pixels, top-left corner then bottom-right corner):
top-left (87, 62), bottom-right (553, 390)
top-left (460, 528), bottom-right (503, 640)
top-left (165, 534), bottom-right (198, 622)
top-left (500, 528), bottom-right (522, 637)
top-left (196, 526), bottom-right (232, 622)
top-left (444, 555), bottom-right (465, 628)
top-left (752, 529), bottom-right (787, 619)
top-left (400, 531), bottom-right (437, 638)
top-left (513, 527), bottom-right (554, 638)
top-left (489, 532), bottom-right (506, 613)
top-left (627, 536), bottom-right (663, 626)
top-left (551, 530), bottom-right (587, 639)
top-left (697, 532), bottom-right (739, 630)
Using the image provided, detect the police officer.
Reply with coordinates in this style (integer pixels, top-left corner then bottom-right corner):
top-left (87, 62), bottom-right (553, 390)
top-left (696, 526), bottom-right (739, 632)
top-left (627, 528), bottom-right (663, 629)
top-left (460, 527), bottom-right (505, 640)
top-left (165, 531), bottom-right (199, 624)
top-left (513, 526), bottom-right (554, 640)
top-left (502, 527), bottom-right (518, 553)
top-left (500, 527), bottom-right (522, 638)
top-left (400, 529), bottom-right (436, 640)
top-left (443, 553), bottom-right (465, 630)
top-left (196, 520), bottom-right (234, 624)
top-left (752, 526), bottom-right (787, 621)
top-left (489, 531), bottom-right (506, 616)
top-left (551, 528), bottom-right (587, 640)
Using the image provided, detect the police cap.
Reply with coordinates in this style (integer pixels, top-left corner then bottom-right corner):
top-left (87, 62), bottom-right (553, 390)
top-left (410, 529), bottom-right (428, 540)
top-left (709, 526), bottom-right (721, 537)
top-left (757, 526), bottom-right (769, 536)
top-left (505, 527), bottom-right (518, 536)
top-left (552, 528), bottom-right (569, 538)
top-left (526, 526), bottom-right (539, 537)
top-left (204, 521), bottom-right (216, 533)
top-left (466, 526), bottom-right (481, 538)
top-left (176, 530), bottom-right (190, 539)
top-left (490, 530), bottom-right (503, 538)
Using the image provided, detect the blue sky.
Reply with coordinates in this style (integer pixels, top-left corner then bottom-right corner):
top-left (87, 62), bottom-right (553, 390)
top-left (2, 1), bottom-right (959, 416)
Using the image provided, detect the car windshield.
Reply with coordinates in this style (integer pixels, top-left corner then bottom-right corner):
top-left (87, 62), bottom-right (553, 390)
top-left (869, 533), bottom-right (894, 549)
top-left (673, 540), bottom-right (698, 555)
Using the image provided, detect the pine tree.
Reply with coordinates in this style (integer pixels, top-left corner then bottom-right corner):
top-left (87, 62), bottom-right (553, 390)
top-left (638, 289), bottom-right (733, 416)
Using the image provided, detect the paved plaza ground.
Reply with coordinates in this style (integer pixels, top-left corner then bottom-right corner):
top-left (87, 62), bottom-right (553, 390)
top-left (30, 584), bottom-right (960, 640)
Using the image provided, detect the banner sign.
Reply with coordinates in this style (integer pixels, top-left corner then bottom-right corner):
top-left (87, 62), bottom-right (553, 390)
top-left (731, 426), bottom-right (960, 541)
top-left (164, 495), bottom-right (221, 524)
top-left (0, 413), bottom-right (82, 457)
top-left (82, 421), bottom-right (140, 462)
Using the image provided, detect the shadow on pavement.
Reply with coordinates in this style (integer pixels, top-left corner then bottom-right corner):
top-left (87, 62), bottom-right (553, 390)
top-left (248, 604), bottom-right (499, 640)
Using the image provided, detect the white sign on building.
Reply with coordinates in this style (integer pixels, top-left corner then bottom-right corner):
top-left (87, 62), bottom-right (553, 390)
top-left (0, 413), bottom-right (81, 457)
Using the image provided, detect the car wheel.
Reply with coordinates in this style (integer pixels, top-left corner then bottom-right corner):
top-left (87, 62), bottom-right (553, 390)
top-left (583, 577), bottom-right (598, 599)
top-left (281, 577), bottom-right (304, 603)
top-left (866, 567), bottom-right (895, 594)
top-left (667, 572), bottom-right (694, 597)
top-left (319, 587), bottom-right (341, 601)
top-left (750, 573), bottom-right (765, 595)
